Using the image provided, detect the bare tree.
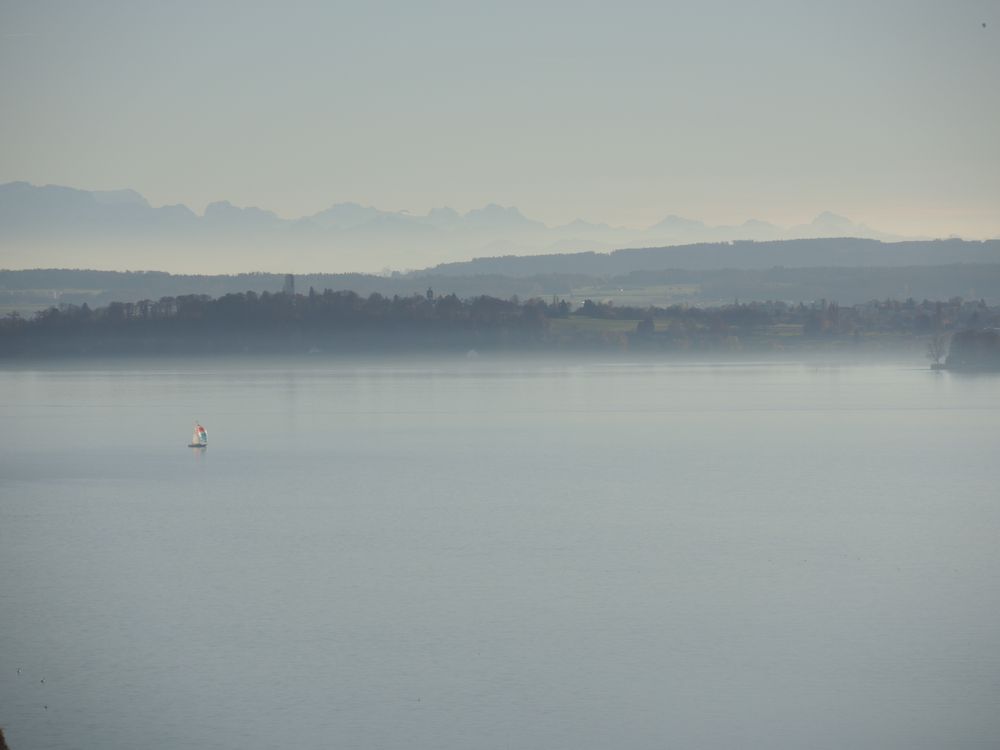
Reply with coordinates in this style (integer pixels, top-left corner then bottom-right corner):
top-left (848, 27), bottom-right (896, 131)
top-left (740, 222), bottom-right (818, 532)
top-left (927, 332), bottom-right (949, 364)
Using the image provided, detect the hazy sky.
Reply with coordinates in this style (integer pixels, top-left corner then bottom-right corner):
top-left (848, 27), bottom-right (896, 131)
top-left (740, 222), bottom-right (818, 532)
top-left (2, 0), bottom-right (998, 237)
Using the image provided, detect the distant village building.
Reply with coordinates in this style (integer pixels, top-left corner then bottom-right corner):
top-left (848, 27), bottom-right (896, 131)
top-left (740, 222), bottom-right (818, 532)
top-left (282, 274), bottom-right (295, 296)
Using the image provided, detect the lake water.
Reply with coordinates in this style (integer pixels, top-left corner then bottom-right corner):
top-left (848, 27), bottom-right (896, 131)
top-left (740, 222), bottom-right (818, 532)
top-left (1, 356), bottom-right (998, 749)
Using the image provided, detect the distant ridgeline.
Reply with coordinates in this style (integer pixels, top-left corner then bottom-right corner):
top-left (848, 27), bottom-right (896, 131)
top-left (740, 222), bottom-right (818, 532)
top-left (945, 329), bottom-right (1000, 370)
top-left (2, 289), bottom-right (998, 357)
top-left (423, 238), bottom-right (1000, 276)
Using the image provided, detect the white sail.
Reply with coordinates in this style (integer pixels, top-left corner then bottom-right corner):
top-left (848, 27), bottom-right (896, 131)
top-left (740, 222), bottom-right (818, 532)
top-left (190, 423), bottom-right (207, 446)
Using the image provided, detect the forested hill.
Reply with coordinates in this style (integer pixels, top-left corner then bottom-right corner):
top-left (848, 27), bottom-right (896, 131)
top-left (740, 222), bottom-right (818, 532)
top-left (422, 238), bottom-right (1000, 277)
top-left (3, 289), bottom-right (997, 358)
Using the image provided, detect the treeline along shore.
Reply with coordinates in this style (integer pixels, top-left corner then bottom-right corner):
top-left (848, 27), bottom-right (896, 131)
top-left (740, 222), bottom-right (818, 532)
top-left (2, 287), bottom-right (999, 362)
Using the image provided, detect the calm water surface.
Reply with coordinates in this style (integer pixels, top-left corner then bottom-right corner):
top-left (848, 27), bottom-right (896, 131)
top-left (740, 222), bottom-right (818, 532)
top-left (1, 357), bottom-right (998, 749)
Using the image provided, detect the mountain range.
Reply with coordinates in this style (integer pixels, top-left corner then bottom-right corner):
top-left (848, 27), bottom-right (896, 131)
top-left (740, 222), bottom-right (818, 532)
top-left (0, 181), bottom-right (915, 274)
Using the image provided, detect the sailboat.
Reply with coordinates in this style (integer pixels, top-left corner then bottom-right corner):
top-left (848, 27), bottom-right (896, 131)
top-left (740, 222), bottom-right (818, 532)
top-left (188, 422), bottom-right (208, 448)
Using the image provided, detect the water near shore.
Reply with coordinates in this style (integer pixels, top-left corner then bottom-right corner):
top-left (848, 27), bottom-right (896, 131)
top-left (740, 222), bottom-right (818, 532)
top-left (1, 356), bottom-right (998, 749)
